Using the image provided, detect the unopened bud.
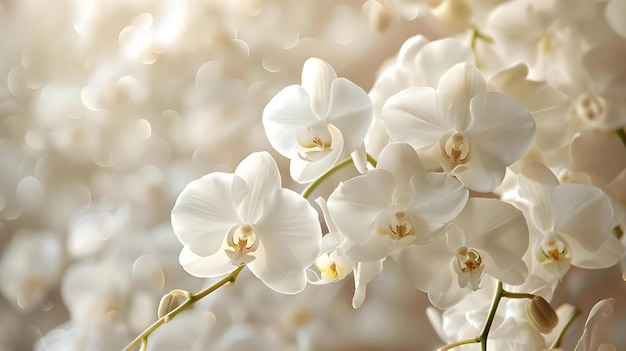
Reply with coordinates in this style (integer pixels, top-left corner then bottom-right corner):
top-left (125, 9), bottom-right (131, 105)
top-left (526, 296), bottom-right (559, 334)
top-left (157, 290), bottom-right (189, 322)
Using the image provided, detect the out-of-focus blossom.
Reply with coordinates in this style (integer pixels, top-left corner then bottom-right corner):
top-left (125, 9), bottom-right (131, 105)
top-left (574, 298), bottom-right (617, 351)
top-left (0, 230), bottom-right (63, 310)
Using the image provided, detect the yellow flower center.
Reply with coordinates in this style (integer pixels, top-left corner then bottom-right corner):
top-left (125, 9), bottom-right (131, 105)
top-left (441, 132), bottom-right (473, 170)
top-left (454, 246), bottom-right (485, 290)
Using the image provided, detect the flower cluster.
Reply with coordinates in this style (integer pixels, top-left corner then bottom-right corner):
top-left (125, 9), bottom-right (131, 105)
top-left (1, 0), bottom-right (624, 350)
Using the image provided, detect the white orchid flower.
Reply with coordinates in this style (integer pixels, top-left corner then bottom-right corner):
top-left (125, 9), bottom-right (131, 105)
top-left (382, 62), bottom-right (536, 192)
top-left (171, 152), bottom-right (322, 294)
top-left (262, 57), bottom-right (373, 183)
top-left (327, 142), bottom-right (468, 262)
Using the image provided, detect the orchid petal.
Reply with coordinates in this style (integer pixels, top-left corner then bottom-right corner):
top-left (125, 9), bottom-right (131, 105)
top-left (409, 172), bottom-right (468, 227)
top-left (301, 57), bottom-right (336, 118)
top-left (252, 189), bottom-right (322, 294)
top-left (325, 78), bottom-right (373, 152)
top-left (351, 143), bottom-right (368, 175)
top-left (235, 152), bottom-right (281, 223)
top-left (262, 85), bottom-right (317, 158)
top-left (381, 87), bottom-right (446, 149)
top-left (352, 259), bottom-right (384, 308)
top-left (341, 233), bottom-right (394, 262)
top-left (569, 235), bottom-right (623, 269)
top-left (290, 124), bottom-right (344, 184)
top-left (179, 246), bottom-right (235, 278)
top-left (416, 38), bottom-right (475, 88)
top-left (171, 173), bottom-right (245, 256)
top-left (395, 237), bottom-right (454, 293)
top-left (456, 198), bottom-right (529, 271)
top-left (377, 142), bottom-right (425, 205)
top-left (437, 63), bottom-right (487, 131)
top-left (552, 184), bottom-right (613, 252)
top-left (467, 91), bottom-right (535, 166)
top-left (328, 169), bottom-right (396, 243)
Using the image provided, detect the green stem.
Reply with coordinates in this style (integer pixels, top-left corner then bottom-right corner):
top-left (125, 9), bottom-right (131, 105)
top-left (439, 337), bottom-right (480, 351)
top-left (123, 264), bottom-right (246, 351)
top-left (469, 27), bottom-right (494, 69)
top-left (301, 153), bottom-right (379, 199)
top-left (550, 307), bottom-right (581, 349)
top-left (478, 281), bottom-right (505, 351)
top-left (366, 153), bottom-right (378, 168)
top-left (439, 281), bottom-right (506, 351)
top-left (501, 290), bottom-right (535, 300)
top-left (301, 157), bottom-right (354, 199)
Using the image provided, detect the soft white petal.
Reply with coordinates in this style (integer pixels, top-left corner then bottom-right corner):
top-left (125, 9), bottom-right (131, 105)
top-left (255, 188), bottom-right (322, 269)
top-left (328, 169), bottom-right (396, 243)
top-left (484, 258), bottom-right (528, 286)
top-left (377, 142), bottom-right (424, 205)
top-left (352, 259), bottom-right (384, 308)
top-left (397, 35), bottom-right (430, 73)
top-left (437, 63), bottom-right (487, 132)
top-left (488, 63), bottom-right (571, 152)
top-left (428, 282), bottom-right (468, 310)
top-left (395, 237), bottom-right (454, 293)
top-left (409, 172), bottom-right (468, 229)
top-left (179, 246), bottom-right (235, 278)
top-left (455, 198), bottom-right (529, 271)
top-left (466, 91), bottom-right (536, 167)
top-left (325, 78), bottom-right (373, 153)
top-left (262, 85), bottom-right (317, 158)
top-left (290, 124), bottom-right (344, 184)
top-left (606, 0), bottom-right (626, 38)
top-left (569, 235), bottom-right (624, 269)
top-left (381, 87), bottom-right (447, 149)
top-left (517, 162), bottom-right (558, 232)
top-left (351, 143), bottom-right (368, 175)
top-left (454, 147), bottom-right (508, 192)
top-left (314, 197), bottom-right (339, 235)
top-left (570, 130), bottom-right (626, 186)
top-left (234, 152), bottom-right (281, 223)
top-left (171, 173), bottom-right (244, 256)
top-left (341, 233), bottom-right (395, 262)
top-left (415, 38), bottom-right (475, 88)
top-left (250, 189), bottom-right (321, 294)
top-left (552, 184), bottom-right (613, 252)
top-left (248, 241), bottom-right (308, 294)
top-left (301, 57), bottom-right (337, 118)
top-left (575, 298), bottom-right (616, 351)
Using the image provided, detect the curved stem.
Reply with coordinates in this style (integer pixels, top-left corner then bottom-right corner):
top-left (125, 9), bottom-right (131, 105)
top-left (469, 27), bottom-right (494, 69)
top-left (501, 290), bottom-right (535, 300)
top-left (439, 337), bottom-right (480, 351)
top-left (366, 153), bottom-right (378, 168)
top-left (478, 281), bottom-right (505, 351)
top-left (550, 307), bottom-right (581, 349)
top-left (123, 264), bottom-right (246, 351)
top-left (301, 157), bottom-right (354, 199)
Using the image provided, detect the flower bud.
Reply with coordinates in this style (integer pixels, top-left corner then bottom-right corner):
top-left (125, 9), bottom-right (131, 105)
top-left (157, 290), bottom-right (188, 322)
top-left (526, 296), bottom-right (559, 334)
